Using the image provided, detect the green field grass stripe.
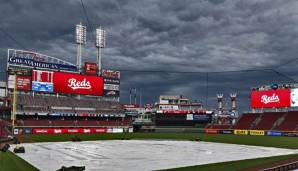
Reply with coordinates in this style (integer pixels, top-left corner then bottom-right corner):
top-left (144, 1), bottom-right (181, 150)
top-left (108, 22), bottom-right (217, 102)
top-left (0, 151), bottom-right (39, 171)
top-left (159, 154), bottom-right (298, 171)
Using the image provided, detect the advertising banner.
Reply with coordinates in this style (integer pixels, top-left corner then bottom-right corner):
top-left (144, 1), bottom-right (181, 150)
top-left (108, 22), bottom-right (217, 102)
top-left (24, 128), bottom-right (32, 134)
top-left (8, 75), bottom-right (16, 89)
top-left (84, 62), bottom-right (97, 75)
top-left (122, 104), bottom-right (140, 108)
top-left (193, 115), bottom-right (211, 121)
top-left (103, 78), bottom-right (120, 97)
top-left (32, 82), bottom-right (53, 92)
top-left (283, 131), bottom-right (298, 137)
top-left (251, 89), bottom-right (291, 108)
top-left (220, 130), bottom-right (234, 134)
top-left (32, 70), bottom-right (54, 92)
top-left (101, 69), bottom-right (120, 79)
top-left (234, 130), bottom-right (248, 135)
top-left (186, 114), bottom-right (193, 120)
top-left (249, 130), bottom-right (265, 136)
top-left (53, 72), bottom-right (104, 96)
top-left (8, 49), bottom-right (77, 71)
top-left (266, 131), bottom-right (283, 136)
top-left (8, 67), bottom-right (31, 76)
top-left (16, 76), bottom-right (31, 91)
top-left (104, 78), bottom-right (120, 85)
top-left (205, 129), bottom-right (218, 134)
top-left (103, 90), bottom-right (120, 97)
top-left (104, 84), bottom-right (119, 91)
top-left (32, 128), bottom-right (108, 134)
top-left (291, 89), bottom-right (298, 107)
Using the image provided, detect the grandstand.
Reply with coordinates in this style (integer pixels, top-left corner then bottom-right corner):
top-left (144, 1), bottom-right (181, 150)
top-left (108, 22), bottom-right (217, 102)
top-left (0, 49), bottom-right (133, 137)
top-left (206, 83), bottom-right (298, 133)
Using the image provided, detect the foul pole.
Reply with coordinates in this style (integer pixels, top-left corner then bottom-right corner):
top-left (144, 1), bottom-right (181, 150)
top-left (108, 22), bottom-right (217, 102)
top-left (11, 74), bottom-right (17, 134)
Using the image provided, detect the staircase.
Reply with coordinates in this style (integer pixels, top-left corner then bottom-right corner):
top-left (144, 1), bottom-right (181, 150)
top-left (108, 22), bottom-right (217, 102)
top-left (271, 112), bottom-right (287, 130)
top-left (250, 114), bottom-right (262, 129)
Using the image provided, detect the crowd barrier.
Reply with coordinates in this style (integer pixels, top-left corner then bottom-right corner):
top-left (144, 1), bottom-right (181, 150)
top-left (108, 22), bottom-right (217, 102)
top-left (205, 129), bottom-right (298, 137)
top-left (13, 127), bottom-right (134, 135)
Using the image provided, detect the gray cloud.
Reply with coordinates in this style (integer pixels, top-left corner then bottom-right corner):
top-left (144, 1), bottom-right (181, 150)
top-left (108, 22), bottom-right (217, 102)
top-left (1, 0), bottom-right (298, 112)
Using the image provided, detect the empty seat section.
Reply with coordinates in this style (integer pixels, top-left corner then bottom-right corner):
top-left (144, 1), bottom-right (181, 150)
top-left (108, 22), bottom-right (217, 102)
top-left (275, 111), bottom-right (298, 131)
top-left (233, 113), bottom-right (259, 129)
top-left (252, 112), bottom-right (283, 130)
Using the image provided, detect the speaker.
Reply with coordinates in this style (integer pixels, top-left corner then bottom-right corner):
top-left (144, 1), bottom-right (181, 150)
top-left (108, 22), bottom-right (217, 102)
top-left (1, 143), bottom-right (10, 152)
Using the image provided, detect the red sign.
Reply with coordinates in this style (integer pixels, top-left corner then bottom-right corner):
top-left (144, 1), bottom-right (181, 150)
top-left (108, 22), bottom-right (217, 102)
top-left (32, 128), bottom-right (108, 134)
top-left (205, 129), bottom-right (218, 134)
top-left (251, 89), bottom-right (291, 108)
top-left (53, 72), bottom-right (104, 96)
top-left (16, 76), bottom-right (31, 91)
top-left (101, 69), bottom-right (120, 79)
top-left (32, 70), bottom-right (54, 83)
top-left (122, 104), bottom-right (140, 108)
top-left (84, 62), bottom-right (97, 75)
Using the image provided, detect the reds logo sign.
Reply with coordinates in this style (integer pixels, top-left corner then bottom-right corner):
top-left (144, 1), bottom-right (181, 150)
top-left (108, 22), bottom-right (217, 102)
top-left (67, 78), bottom-right (91, 90)
top-left (251, 89), bottom-right (290, 108)
top-left (261, 94), bottom-right (280, 104)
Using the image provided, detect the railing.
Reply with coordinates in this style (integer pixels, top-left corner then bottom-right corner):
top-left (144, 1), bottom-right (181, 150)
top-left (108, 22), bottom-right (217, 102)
top-left (262, 161), bottom-right (298, 171)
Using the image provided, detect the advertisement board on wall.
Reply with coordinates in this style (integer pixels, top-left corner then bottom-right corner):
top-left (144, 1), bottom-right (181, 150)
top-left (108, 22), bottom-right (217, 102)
top-left (234, 130), bottom-right (248, 135)
top-left (251, 89), bottom-right (291, 108)
top-left (266, 131), bottom-right (283, 136)
top-left (8, 75), bottom-right (31, 91)
top-left (32, 128), bottom-right (108, 134)
top-left (193, 115), bottom-right (211, 121)
top-left (16, 76), bottom-right (31, 91)
top-left (186, 114), bottom-right (193, 120)
top-left (53, 72), bottom-right (104, 96)
top-left (101, 69), bottom-right (120, 79)
top-left (103, 90), bottom-right (120, 97)
top-left (32, 70), bottom-right (54, 92)
top-left (122, 104), bottom-right (140, 108)
top-left (8, 67), bottom-right (31, 76)
top-left (84, 62), bottom-right (97, 75)
top-left (249, 130), bottom-right (265, 136)
top-left (103, 78), bottom-right (120, 97)
top-left (8, 49), bottom-right (77, 71)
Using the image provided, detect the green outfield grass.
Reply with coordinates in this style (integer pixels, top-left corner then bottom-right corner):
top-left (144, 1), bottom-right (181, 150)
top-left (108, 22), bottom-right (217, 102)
top-left (25, 133), bottom-right (298, 149)
top-left (0, 151), bottom-right (38, 171)
top-left (160, 153), bottom-right (298, 171)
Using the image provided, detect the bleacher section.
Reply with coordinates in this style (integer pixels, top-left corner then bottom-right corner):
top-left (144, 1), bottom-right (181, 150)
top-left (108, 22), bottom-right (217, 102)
top-left (232, 113), bottom-right (260, 130)
top-left (252, 112), bottom-right (284, 130)
top-left (274, 111), bottom-right (298, 131)
top-left (16, 94), bottom-right (122, 114)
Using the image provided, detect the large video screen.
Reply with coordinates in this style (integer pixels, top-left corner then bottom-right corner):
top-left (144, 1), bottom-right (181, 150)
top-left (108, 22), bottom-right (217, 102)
top-left (32, 70), bottom-right (54, 92)
top-left (53, 72), bottom-right (104, 96)
top-left (251, 89), bottom-right (291, 108)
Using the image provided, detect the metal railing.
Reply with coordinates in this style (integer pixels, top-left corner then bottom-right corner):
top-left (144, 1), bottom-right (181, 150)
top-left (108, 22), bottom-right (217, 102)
top-left (262, 161), bottom-right (298, 171)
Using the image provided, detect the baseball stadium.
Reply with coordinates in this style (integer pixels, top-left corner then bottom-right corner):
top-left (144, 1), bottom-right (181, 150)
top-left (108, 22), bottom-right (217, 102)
top-left (1, 1), bottom-right (298, 171)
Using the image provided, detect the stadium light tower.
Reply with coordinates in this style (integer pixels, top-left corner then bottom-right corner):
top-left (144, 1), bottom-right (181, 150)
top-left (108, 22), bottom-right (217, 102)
top-left (96, 27), bottom-right (106, 75)
top-left (76, 23), bottom-right (87, 72)
top-left (217, 94), bottom-right (224, 114)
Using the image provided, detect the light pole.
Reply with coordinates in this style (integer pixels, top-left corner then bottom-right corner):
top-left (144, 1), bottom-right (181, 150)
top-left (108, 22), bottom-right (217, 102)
top-left (76, 23), bottom-right (87, 73)
top-left (96, 27), bottom-right (106, 76)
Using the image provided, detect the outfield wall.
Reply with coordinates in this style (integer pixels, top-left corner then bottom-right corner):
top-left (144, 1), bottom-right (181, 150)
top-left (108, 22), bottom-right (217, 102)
top-left (205, 129), bottom-right (298, 137)
top-left (13, 127), bottom-right (134, 135)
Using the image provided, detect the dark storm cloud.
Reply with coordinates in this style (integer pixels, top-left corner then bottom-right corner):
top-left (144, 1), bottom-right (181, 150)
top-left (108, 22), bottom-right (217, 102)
top-left (1, 0), bottom-right (298, 112)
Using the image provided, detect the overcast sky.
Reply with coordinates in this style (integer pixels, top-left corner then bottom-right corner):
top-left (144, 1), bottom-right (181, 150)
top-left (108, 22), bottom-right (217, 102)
top-left (1, 0), bottom-right (298, 112)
